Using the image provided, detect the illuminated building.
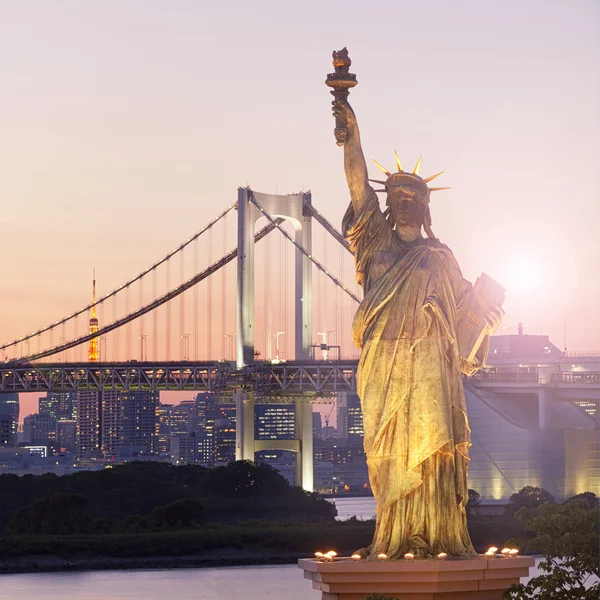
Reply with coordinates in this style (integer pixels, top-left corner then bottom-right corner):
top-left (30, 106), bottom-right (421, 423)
top-left (0, 416), bottom-right (14, 446)
top-left (157, 402), bottom-right (195, 458)
top-left (170, 434), bottom-right (196, 465)
top-left (313, 412), bottom-right (322, 439)
top-left (23, 413), bottom-right (56, 447)
top-left (40, 392), bottom-right (76, 421)
top-left (100, 390), bottom-right (121, 456)
top-left (336, 392), bottom-right (363, 441)
top-left (76, 391), bottom-right (101, 459)
top-left (214, 418), bottom-right (236, 464)
top-left (0, 393), bottom-right (18, 445)
top-left (466, 332), bottom-right (600, 500)
top-left (56, 419), bottom-right (77, 453)
top-left (118, 390), bottom-right (160, 455)
top-left (255, 406), bottom-right (295, 440)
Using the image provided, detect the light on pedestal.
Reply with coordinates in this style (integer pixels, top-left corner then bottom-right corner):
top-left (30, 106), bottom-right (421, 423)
top-left (351, 554), bottom-right (361, 561)
top-left (377, 553), bottom-right (388, 561)
top-left (404, 553), bottom-right (414, 560)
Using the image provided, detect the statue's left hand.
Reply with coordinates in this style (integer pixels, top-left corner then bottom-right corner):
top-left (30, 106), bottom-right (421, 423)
top-left (484, 303), bottom-right (504, 335)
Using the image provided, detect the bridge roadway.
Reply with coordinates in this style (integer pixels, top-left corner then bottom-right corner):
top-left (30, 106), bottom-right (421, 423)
top-left (0, 360), bottom-right (598, 400)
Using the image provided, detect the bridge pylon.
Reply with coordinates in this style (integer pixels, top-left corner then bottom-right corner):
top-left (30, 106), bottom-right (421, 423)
top-left (235, 188), bottom-right (313, 491)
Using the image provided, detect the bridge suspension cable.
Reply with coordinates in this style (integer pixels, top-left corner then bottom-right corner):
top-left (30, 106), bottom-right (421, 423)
top-left (248, 193), bottom-right (360, 304)
top-left (304, 204), bottom-right (351, 254)
top-left (0, 203), bottom-right (237, 354)
top-left (11, 217), bottom-right (285, 363)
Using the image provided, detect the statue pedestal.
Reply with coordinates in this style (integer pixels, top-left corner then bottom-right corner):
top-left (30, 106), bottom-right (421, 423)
top-left (298, 555), bottom-right (535, 600)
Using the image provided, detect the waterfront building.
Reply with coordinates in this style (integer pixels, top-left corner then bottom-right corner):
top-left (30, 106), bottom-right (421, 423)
top-left (462, 332), bottom-right (599, 500)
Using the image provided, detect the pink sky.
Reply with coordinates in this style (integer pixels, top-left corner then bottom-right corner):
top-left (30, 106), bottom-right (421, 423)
top-left (1, 2), bottom-right (598, 418)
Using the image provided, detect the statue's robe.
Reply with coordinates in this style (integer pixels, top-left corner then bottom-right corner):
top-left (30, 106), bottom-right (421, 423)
top-left (343, 192), bottom-right (487, 558)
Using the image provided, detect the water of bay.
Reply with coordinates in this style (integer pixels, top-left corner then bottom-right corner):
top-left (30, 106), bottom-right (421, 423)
top-left (0, 565), bottom-right (319, 600)
top-left (331, 496), bottom-right (376, 520)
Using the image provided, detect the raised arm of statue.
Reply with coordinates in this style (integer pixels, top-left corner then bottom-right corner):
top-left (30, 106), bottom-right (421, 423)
top-left (332, 100), bottom-right (374, 214)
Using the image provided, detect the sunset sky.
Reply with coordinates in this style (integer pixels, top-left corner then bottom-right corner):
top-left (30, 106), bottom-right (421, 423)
top-left (1, 2), bottom-right (598, 417)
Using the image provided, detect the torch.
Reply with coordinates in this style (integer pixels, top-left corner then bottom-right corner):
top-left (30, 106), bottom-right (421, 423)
top-left (325, 47), bottom-right (358, 146)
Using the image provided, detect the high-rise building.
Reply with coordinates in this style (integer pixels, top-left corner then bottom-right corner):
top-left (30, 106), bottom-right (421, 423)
top-left (76, 391), bottom-right (101, 459)
top-left (40, 392), bottom-right (76, 421)
top-left (0, 416), bottom-right (13, 446)
top-left (56, 419), bottom-right (77, 453)
top-left (336, 392), bottom-right (364, 440)
top-left (170, 434), bottom-right (196, 465)
top-left (119, 390), bottom-right (159, 455)
top-left (255, 405), bottom-right (295, 440)
top-left (23, 413), bottom-right (57, 447)
top-left (0, 393), bottom-right (19, 444)
top-left (214, 418), bottom-right (236, 464)
top-left (195, 393), bottom-right (217, 465)
top-left (157, 402), bottom-right (195, 456)
top-left (313, 411), bottom-right (322, 440)
top-left (100, 390), bottom-right (121, 456)
top-left (346, 393), bottom-right (364, 441)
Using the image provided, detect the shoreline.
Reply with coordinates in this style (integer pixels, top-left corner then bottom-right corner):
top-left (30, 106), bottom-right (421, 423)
top-left (0, 549), bottom-right (308, 575)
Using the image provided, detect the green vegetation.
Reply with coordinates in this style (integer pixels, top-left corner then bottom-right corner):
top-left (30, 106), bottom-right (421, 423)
top-left (508, 486), bottom-right (555, 513)
top-left (503, 495), bottom-right (599, 600)
top-left (0, 519), bottom-right (375, 560)
top-left (0, 461), bottom-right (334, 535)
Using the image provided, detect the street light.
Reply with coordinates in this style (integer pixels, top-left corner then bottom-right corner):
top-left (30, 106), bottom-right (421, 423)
top-left (270, 331), bottom-right (285, 360)
top-left (225, 333), bottom-right (236, 361)
top-left (181, 333), bottom-right (192, 361)
top-left (139, 335), bottom-right (149, 361)
top-left (564, 324), bottom-right (569, 354)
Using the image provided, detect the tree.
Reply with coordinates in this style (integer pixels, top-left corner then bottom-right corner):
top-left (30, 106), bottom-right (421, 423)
top-left (8, 492), bottom-right (88, 534)
top-left (151, 498), bottom-right (204, 529)
top-left (207, 460), bottom-right (289, 497)
top-left (566, 492), bottom-right (597, 509)
top-left (508, 486), bottom-right (554, 512)
top-left (503, 499), bottom-right (599, 600)
top-left (468, 489), bottom-right (481, 507)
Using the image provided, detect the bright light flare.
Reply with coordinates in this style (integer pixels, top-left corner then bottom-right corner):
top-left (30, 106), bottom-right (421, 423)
top-left (502, 256), bottom-right (545, 295)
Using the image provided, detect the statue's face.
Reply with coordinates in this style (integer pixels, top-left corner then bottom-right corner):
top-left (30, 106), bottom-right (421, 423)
top-left (387, 186), bottom-right (426, 227)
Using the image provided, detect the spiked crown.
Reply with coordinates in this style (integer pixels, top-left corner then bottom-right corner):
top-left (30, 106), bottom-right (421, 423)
top-left (369, 153), bottom-right (450, 240)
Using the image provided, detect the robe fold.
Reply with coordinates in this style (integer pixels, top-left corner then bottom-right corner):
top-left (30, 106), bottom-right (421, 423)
top-left (343, 191), bottom-right (487, 558)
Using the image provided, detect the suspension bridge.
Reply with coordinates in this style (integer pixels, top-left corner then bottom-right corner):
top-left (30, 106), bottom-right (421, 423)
top-left (3, 188), bottom-right (598, 493)
top-left (1, 189), bottom-right (367, 490)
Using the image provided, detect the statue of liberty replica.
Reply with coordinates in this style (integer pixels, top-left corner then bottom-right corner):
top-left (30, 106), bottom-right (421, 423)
top-left (326, 49), bottom-right (503, 559)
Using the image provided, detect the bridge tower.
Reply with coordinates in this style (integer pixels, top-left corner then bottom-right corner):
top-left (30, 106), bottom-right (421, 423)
top-left (236, 188), bottom-right (314, 491)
